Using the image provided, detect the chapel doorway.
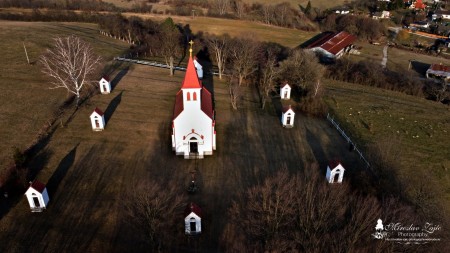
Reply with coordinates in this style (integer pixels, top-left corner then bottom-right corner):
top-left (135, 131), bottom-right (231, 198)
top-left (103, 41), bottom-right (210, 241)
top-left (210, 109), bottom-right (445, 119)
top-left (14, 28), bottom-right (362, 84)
top-left (190, 218), bottom-right (196, 232)
top-left (33, 197), bottom-right (40, 207)
top-left (189, 137), bottom-right (198, 153)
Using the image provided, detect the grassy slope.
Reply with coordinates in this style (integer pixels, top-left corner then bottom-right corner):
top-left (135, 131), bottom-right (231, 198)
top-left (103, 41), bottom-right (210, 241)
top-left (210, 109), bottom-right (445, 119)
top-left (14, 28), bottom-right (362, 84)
top-left (123, 13), bottom-right (317, 48)
top-left (0, 21), bottom-right (129, 169)
top-left (324, 80), bottom-right (450, 213)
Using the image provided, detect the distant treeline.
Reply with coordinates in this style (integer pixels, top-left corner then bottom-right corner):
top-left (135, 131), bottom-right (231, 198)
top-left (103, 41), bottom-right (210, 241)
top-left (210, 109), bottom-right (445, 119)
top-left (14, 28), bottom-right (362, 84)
top-left (0, 0), bottom-right (119, 11)
top-left (0, 9), bottom-right (102, 23)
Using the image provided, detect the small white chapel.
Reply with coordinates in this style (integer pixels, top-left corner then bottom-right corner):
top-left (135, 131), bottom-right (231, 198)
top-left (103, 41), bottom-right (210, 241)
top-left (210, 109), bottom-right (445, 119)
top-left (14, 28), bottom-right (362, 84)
top-left (171, 41), bottom-right (216, 159)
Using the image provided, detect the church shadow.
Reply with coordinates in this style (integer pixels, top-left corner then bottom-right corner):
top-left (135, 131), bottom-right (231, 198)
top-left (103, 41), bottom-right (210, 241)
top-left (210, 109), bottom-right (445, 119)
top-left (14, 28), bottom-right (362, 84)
top-left (46, 143), bottom-right (78, 197)
top-left (104, 91), bottom-right (123, 124)
top-left (111, 67), bottom-right (129, 91)
top-left (196, 47), bottom-right (215, 100)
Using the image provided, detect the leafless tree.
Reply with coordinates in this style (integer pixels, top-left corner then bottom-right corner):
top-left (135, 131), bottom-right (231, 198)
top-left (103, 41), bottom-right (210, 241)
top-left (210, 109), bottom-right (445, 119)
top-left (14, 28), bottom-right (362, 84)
top-left (232, 0), bottom-right (246, 19)
top-left (277, 49), bottom-right (324, 91)
top-left (205, 33), bottom-right (231, 80)
top-left (258, 50), bottom-right (278, 109)
top-left (40, 35), bottom-right (101, 106)
top-left (124, 179), bottom-right (187, 250)
top-left (427, 81), bottom-right (449, 102)
top-left (227, 74), bottom-right (240, 110)
top-left (229, 36), bottom-right (260, 86)
top-left (159, 17), bottom-right (183, 76)
top-left (213, 0), bottom-right (230, 15)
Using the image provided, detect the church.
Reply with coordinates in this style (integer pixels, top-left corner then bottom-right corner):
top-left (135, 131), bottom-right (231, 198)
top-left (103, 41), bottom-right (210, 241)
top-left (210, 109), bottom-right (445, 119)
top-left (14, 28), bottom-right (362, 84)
top-left (171, 43), bottom-right (216, 159)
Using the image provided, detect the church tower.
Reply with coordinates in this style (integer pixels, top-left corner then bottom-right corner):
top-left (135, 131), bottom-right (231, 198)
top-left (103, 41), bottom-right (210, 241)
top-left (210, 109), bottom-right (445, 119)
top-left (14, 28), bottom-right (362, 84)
top-left (171, 41), bottom-right (216, 159)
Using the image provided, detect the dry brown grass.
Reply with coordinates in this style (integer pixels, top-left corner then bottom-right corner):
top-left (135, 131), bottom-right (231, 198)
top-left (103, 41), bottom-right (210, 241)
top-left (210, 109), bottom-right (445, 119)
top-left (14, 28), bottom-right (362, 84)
top-left (0, 59), bottom-right (367, 251)
top-left (0, 21), bottom-right (128, 169)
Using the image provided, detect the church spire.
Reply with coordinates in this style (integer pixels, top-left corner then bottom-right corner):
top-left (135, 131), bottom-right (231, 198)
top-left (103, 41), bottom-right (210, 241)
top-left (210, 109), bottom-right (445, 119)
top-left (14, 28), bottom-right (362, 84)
top-left (181, 40), bottom-right (201, 89)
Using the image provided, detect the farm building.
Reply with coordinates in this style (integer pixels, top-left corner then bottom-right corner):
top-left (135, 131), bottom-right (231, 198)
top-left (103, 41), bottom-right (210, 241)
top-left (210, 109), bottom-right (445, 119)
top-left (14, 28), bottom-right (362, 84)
top-left (281, 105), bottom-right (295, 128)
top-left (99, 76), bottom-right (111, 94)
top-left (280, 82), bottom-right (291, 100)
top-left (302, 31), bottom-right (357, 60)
top-left (185, 202), bottom-right (202, 235)
top-left (326, 161), bottom-right (345, 184)
top-left (24, 180), bottom-right (49, 212)
top-left (426, 63), bottom-right (450, 82)
top-left (372, 11), bottom-right (391, 19)
top-left (172, 44), bottom-right (216, 159)
top-left (90, 108), bottom-right (105, 131)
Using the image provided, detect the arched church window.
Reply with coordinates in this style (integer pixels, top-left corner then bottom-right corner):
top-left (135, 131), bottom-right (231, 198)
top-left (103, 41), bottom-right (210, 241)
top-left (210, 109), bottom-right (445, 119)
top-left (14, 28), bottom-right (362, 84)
top-left (193, 92), bottom-right (197, 101)
top-left (187, 92), bottom-right (191, 101)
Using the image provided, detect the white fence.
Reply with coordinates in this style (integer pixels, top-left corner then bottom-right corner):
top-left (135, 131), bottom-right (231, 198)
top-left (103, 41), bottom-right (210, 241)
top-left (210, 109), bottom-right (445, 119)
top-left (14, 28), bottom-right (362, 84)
top-left (326, 113), bottom-right (371, 169)
top-left (114, 57), bottom-right (220, 76)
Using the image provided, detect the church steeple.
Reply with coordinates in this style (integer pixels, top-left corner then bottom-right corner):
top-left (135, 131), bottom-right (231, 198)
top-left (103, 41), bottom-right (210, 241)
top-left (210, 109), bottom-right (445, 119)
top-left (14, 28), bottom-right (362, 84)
top-left (181, 40), bottom-right (201, 89)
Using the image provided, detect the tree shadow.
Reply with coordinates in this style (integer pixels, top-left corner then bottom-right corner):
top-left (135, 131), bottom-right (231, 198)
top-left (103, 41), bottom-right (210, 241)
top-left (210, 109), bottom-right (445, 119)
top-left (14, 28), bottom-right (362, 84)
top-left (46, 143), bottom-right (78, 197)
top-left (104, 91), bottom-right (123, 124)
top-left (305, 127), bottom-right (328, 174)
top-left (270, 93), bottom-right (283, 119)
top-left (111, 67), bottom-right (129, 91)
top-left (410, 60), bottom-right (430, 76)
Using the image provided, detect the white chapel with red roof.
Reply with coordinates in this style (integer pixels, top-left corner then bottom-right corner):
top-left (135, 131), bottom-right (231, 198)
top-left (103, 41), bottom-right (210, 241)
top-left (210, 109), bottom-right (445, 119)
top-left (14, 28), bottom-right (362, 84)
top-left (171, 42), bottom-right (216, 159)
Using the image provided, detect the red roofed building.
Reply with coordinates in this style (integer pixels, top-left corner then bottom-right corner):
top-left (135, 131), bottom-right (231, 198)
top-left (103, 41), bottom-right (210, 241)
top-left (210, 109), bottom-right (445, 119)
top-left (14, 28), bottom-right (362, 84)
top-left (185, 202), bottom-right (202, 235)
top-left (304, 31), bottom-right (357, 59)
top-left (326, 160), bottom-right (345, 183)
top-left (25, 180), bottom-right (50, 212)
top-left (426, 63), bottom-right (450, 82)
top-left (90, 107), bottom-right (105, 131)
top-left (172, 43), bottom-right (216, 159)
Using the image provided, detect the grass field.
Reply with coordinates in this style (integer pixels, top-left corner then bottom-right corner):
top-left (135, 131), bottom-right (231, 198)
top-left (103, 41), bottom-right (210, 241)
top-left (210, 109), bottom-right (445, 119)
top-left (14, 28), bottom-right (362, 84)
top-left (324, 80), bottom-right (450, 215)
top-left (0, 21), bottom-right (129, 170)
top-left (0, 59), bottom-right (367, 251)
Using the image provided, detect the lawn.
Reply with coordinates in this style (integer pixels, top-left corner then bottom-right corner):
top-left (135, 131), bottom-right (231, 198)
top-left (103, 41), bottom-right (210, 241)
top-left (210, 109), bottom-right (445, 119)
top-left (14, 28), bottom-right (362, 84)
top-left (0, 21), bottom-right (129, 170)
top-left (324, 80), bottom-right (450, 215)
top-left (0, 59), bottom-right (367, 251)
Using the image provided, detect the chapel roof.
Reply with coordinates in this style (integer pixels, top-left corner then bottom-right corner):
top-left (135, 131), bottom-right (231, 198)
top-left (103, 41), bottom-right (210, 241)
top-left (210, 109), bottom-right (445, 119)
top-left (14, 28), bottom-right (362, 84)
top-left (29, 180), bottom-right (46, 193)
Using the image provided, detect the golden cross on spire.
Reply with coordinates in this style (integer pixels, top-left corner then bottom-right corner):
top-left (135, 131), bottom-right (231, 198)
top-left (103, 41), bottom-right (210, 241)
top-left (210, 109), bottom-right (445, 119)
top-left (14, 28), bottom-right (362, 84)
top-left (189, 40), bottom-right (194, 57)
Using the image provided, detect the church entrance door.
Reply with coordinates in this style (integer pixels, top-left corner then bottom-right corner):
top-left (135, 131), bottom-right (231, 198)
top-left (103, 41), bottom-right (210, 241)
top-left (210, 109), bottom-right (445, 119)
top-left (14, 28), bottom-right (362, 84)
top-left (189, 137), bottom-right (198, 153)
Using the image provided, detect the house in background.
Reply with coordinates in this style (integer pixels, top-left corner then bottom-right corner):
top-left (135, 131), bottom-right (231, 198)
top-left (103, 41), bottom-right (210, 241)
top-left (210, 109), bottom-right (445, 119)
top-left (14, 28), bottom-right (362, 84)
top-left (185, 202), bottom-right (202, 235)
top-left (372, 11), bottom-right (391, 19)
top-left (25, 180), bottom-right (49, 212)
top-left (302, 31), bottom-right (357, 61)
top-left (280, 82), bottom-right (291, 100)
top-left (434, 9), bottom-right (450, 20)
top-left (326, 161), bottom-right (345, 184)
top-left (426, 63), bottom-right (450, 82)
top-left (90, 108), bottom-right (105, 131)
top-left (99, 76), bottom-right (111, 94)
top-left (281, 105), bottom-right (295, 128)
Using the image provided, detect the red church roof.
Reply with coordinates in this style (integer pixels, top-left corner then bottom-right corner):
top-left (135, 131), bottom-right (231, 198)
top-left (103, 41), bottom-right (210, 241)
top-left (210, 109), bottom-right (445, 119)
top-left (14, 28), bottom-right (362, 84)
top-left (282, 105), bottom-right (294, 113)
top-left (93, 107), bottom-right (104, 116)
top-left (173, 90), bottom-right (184, 119)
top-left (182, 56), bottom-right (201, 89)
top-left (102, 75), bottom-right (110, 82)
top-left (328, 160), bottom-right (342, 169)
top-left (201, 88), bottom-right (214, 119)
top-left (185, 202), bottom-right (202, 217)
top-left (30, 180), bottom-right (46, 193)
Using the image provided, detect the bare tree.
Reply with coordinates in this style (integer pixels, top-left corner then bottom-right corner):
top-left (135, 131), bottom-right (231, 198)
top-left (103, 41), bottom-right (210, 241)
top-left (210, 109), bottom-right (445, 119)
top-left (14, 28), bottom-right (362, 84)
top-left (213, 0), bottom-right (230, 15)
top-left (427, 81), bottom-right (449, 102)
top-left (205, 33), bottom-right (231, 80)
top-left (233, 0), bottom-right (246, 19)
top-left (258, 49), bottom-right (278, 109)
top-left (40, 35), bottom-right (101, 106)
top-left (227, 74), bottom-right (240, 110)
top-left (229, 36), bottom-right (260, 86)
top-left (159, 17), bottom-right (183, 76)
top-left (124, 179), bottom-right (187, 250)
top-left (277, 49), bottom-right (324, 92)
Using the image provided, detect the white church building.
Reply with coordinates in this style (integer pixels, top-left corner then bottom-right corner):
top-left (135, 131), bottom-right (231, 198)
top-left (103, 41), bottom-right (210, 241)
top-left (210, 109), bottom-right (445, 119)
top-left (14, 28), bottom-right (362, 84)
top-left (172, 44), bottom-right (216, 159)
top-left (326, 161), bottom-right (345, 183)
top-left (184, 202), bottom-right (202, 235)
